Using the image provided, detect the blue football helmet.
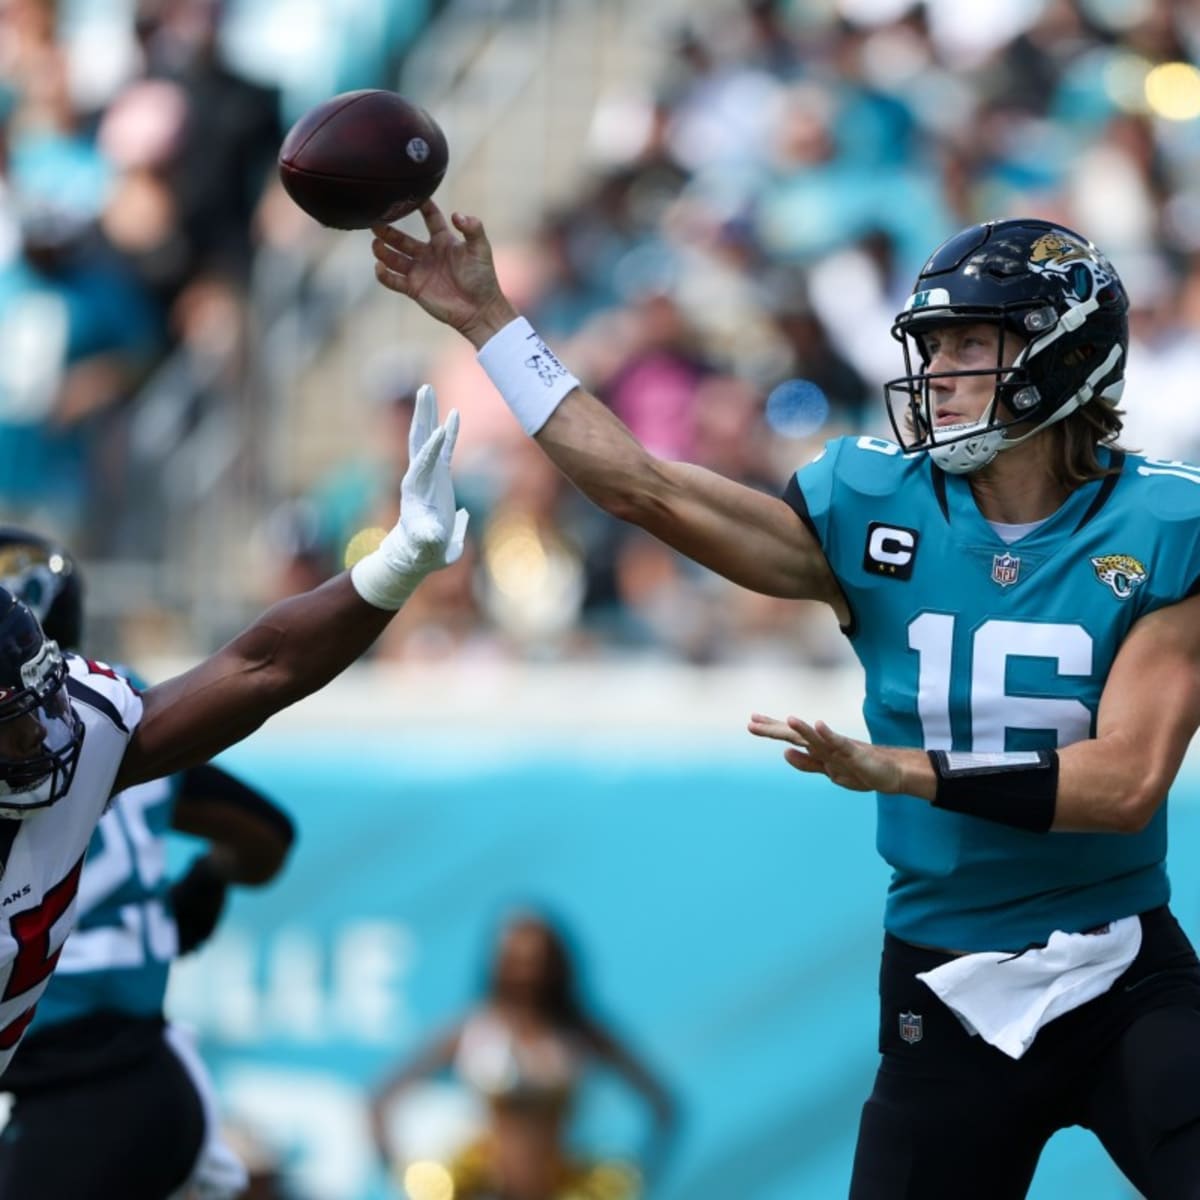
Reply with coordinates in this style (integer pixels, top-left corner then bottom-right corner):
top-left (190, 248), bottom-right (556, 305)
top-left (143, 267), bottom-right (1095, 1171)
top-left (0, 528), bottom-right (83, 651)
top-left (0, 588), bottom-right (83, 819)
top-left (885, 219), bottom-right (1129, 474)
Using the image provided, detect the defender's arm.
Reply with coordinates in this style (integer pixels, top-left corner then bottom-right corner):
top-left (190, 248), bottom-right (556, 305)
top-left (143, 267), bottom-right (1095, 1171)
top-left (113, 387), bottom-right (466, 792)
top-left (113, 574), bottom-right (393, 793)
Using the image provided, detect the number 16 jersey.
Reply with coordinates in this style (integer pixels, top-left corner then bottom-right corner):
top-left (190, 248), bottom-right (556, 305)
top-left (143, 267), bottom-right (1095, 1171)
top-left (786, 438), bottom-right (1200, 953)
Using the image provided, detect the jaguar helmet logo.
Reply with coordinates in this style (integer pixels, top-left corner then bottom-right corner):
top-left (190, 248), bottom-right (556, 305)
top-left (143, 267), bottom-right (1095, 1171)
top-left (1029, 232), bottom-right (1116, 302)
top-left (1091, 554), bottom-right (1147, 600)
top-left (1029, 231), bottom-right (1093, 267)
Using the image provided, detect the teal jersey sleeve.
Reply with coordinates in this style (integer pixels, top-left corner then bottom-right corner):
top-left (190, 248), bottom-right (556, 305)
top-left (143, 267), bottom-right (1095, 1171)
top-left (784, 435), bottom-right (935, 637)
top-left (1118, 455), bottom-right (1200, 620)
top-left (784, 436), bottom-right (849, 549)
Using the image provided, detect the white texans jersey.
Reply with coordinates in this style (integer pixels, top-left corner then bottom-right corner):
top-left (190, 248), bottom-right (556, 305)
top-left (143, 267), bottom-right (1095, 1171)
top-left (0, 654), bottom-right (142, 1075)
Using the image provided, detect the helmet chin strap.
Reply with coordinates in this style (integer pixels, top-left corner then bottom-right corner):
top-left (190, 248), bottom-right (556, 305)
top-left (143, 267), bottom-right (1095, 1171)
top-left (928, 342), bottom-right (1124, 476)
top-left (928, 419), bottom-right (1005, 474)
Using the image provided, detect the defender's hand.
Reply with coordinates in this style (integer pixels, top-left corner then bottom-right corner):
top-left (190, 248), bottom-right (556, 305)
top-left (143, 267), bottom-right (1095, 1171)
top-left (396, 383), bottom-right (468, 573)
top-left (351, 384), bottom-right (469, 609)
top-left (748, 715), bottom-right (908, 794)
top-left (372, 201), bottom-right (517, 346)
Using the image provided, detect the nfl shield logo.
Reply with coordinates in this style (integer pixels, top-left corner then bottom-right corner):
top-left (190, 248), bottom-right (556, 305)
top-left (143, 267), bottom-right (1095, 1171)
top-left (991, 552), bottom-right (1021, 587)
top-left (899, 1011), bottom-right (924, 1045)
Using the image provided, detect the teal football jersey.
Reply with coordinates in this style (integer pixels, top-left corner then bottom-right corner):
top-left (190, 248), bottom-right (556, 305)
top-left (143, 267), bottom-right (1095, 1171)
top-left (30, 670), bottom-right (180, 1029)
top-left (786, 437), bottom-right (1200, 951)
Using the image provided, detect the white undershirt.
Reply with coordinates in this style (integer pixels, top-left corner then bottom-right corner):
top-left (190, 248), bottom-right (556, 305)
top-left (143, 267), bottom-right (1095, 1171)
top-left (987, 517), bottom-right (1050, 545)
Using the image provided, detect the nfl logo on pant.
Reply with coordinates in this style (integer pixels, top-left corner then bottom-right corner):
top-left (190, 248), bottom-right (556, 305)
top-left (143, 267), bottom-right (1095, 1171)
top-left (899, 1010), bottom-right (924, 1045)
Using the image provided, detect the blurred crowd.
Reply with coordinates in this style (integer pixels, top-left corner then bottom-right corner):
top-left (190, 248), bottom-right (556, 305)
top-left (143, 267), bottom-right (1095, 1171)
top-left (275, 0), bottom-right (1200, 669)
top-left (0, 0), bottom-right (280, 553)
top-left (0, 0), bottom-right (430, 586)
top-left (4, 0), bottom-right (1200, 667)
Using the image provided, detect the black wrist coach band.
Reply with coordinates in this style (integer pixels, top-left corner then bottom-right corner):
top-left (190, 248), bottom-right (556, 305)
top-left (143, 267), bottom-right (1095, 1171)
top-left (929, 749), bottom-right (1059, 833)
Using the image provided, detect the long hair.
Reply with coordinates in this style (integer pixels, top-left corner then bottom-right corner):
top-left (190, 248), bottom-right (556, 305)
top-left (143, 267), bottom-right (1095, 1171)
top-left (485, 910), bottom-right (594, 1034)
top-left (1052, 397), bottom-right (1127, 489)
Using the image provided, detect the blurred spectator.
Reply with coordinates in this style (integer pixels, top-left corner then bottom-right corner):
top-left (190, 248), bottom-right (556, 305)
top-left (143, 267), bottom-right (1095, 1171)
top-left (0, 202), bottom-right (161, 547)
top-left (525, 210), bottom-right (620, 341)
top-left (96, 77), bottom-right (195, 316)
top-left (658, 16), bottom-right (784, 177)
top-left (369, 910), bottom-right (678, 1200)
top-left (472, 438), bottom-right (589, 657)
top-left (1121, 255), bottom-right (1200, 461)
top-left (599, 289), bottom-right (713, 463)
top-left (758, 269), bottom-right (872, 430)
top-left (987, 0), bottom-right (1091, 117)
top-left (258, 355), bottom-right (429, 602)
top-left (137, 0), bottom-right (282, 290)
top-left (5, 22), bottom-right (110, 229)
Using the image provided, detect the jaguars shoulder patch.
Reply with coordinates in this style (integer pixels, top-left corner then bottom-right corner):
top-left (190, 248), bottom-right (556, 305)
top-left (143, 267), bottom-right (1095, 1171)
top-left (1090, 554), bottom-right (1147, 600)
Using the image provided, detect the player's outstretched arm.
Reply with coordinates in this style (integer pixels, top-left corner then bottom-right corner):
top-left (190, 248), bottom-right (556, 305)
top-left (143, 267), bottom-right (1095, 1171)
top-left (750, 591), bottom-right (1200, 834)
top-left (167, 764), bottom-right (295, 954)
top-left (112, 387), bottom-right (468, 793)
top-left (172, 762), bottom-right (295, 885)
top-left (371, 203), bottom-right (844, 613)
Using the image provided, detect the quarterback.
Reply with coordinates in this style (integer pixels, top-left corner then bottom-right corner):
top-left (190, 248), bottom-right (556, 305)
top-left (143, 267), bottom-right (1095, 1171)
top-left (373, 208), bottom-right (1200, 1198)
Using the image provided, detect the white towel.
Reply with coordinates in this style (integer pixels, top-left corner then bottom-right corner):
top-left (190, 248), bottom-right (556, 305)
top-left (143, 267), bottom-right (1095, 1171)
top-left (916, 916), bottom-right (1142, 1060)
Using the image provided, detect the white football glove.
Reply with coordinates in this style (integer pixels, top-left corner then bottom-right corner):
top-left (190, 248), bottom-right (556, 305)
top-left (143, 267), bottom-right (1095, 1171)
top-left (351, 384), bottom-right (470, 609)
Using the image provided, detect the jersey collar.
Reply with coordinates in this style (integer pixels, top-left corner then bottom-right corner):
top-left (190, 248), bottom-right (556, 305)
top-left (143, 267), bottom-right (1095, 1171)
top-left (931, 447), bottom-right (1126, 548)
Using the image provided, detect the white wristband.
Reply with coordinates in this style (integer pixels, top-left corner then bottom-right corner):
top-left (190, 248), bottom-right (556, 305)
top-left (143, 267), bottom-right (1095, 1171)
top-left (476, 317), bottom-right (580, 435)
top-left (350, 551), bottom-right (423, 611)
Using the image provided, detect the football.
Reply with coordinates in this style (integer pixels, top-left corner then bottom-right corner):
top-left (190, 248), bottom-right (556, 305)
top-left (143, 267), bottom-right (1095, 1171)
top-left (278, 90), bottom-right (448, 230)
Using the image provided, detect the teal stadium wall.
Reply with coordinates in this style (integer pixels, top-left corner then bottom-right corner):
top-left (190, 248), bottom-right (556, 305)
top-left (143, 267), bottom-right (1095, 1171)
top-left (168, 728), bottom-right (1187, 1200)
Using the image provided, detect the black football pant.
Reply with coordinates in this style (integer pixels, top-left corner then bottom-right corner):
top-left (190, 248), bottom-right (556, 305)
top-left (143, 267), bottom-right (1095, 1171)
top-left (0, 1020), bottom-right (205, 1199)
top-left (850, 906), bottom-right (1200, 1200)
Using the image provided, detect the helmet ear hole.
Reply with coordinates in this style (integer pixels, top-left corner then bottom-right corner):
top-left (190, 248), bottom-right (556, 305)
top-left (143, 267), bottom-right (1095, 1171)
top-left (1023, 306), bottom-right (1056, 333)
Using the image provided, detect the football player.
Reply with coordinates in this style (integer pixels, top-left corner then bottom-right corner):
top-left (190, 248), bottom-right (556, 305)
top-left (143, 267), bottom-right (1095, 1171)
top-left (0, 386), bottom-right (463, 1083)
top-left (374, 206), bottom-right (1200, 1198)
top-left (0, 530), bottom-right (294, 1199)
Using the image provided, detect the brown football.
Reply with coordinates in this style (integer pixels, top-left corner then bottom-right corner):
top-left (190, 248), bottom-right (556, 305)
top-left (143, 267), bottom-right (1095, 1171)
top-left (278, 90), bottom-right (448, 230)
